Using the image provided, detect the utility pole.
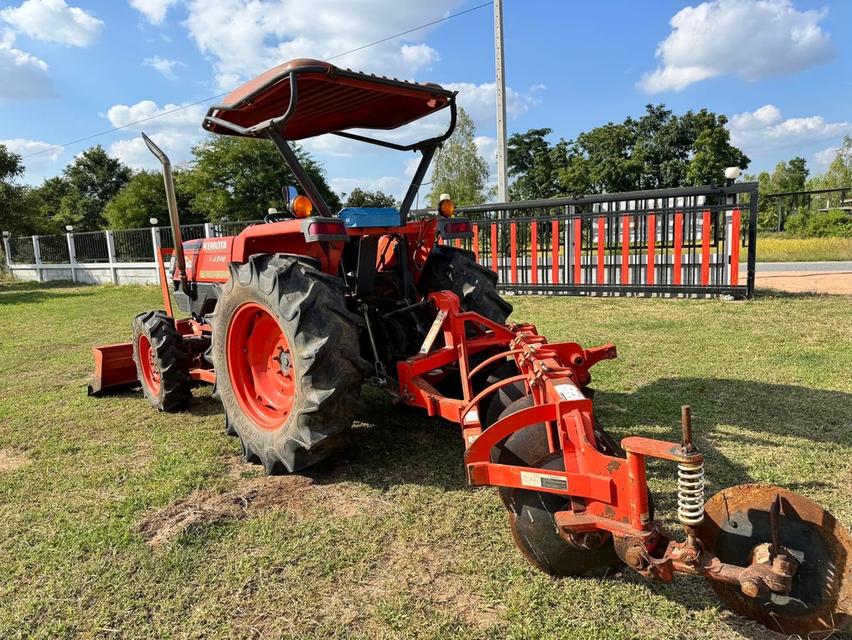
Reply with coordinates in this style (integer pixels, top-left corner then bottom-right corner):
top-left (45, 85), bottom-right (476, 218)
top-left (494, 0), bottom-right (508, 204)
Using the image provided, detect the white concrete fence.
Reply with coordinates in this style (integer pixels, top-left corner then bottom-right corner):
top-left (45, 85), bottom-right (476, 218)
top-left (3, 221), bottom-right (251, 286)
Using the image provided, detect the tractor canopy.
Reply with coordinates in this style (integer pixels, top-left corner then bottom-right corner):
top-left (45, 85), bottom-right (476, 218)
top-left (203, 58), bottom-right (455, 145)
top-left (202, 58), bottom-right (458, 222)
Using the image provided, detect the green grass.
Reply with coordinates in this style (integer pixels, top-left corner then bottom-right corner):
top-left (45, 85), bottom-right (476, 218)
top-left (1, 281), bottom-right (850, 640)
top-left (748, 235), bottom-right (852, 262)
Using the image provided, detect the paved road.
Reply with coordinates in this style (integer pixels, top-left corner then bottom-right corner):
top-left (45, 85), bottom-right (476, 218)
top-left (753, 261), bottom-right (852, 273)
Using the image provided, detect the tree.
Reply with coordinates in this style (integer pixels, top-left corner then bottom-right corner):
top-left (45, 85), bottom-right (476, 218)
top-left (343, 187), bottom-right (397, 208)
top-left (685, 122), bottom-right (749, 186)
top-left (507, 128), bottom-right (567, 200)
top-left (56, 146), bottom-right (132, 230)
top-left (0, 144), bottom-right (35, 236)
top-left (508, 105), bottom-right (750, 198)
top-left (427, 107), bottom-right (489, 206)
top-left (182, 136), bottom-right (340, 221)
top-left (104, 170), bottom-right (198, 229)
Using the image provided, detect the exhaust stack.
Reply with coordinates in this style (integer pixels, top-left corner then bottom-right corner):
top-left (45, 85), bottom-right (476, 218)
top-left (142, 132), bottom-right (187, 291)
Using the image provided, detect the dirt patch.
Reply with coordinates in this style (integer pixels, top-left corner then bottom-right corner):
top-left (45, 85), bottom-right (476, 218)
top-left (751, 270), bottom-right (852, 295)
top-left (138, 458), bottom-right (390, 548)
top-left (0, 448), bottom-right (30, 474)
top-left (137, 475), bottom-right (314, 548)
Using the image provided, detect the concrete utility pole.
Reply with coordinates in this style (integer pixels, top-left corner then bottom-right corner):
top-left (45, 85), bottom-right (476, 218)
top-left (494, 0), bottom-right (509, 204)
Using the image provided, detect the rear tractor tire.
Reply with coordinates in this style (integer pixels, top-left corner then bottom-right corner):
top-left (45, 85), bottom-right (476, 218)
top-left (131, 310), bottom-right (192, 412)
top-left (211, 254), bottom-right (366, 474)
top-left (419, 245), bottom-right (512, 325)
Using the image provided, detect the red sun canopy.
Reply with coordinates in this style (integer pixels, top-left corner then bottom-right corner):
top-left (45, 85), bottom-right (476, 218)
top-left (203, 59), bottom-right (455, 141)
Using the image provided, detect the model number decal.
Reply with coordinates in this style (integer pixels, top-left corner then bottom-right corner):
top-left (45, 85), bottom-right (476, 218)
top-left (554, 383), bottom-right (585, 402)
top-left (520, 471), bottom-right (568, 491)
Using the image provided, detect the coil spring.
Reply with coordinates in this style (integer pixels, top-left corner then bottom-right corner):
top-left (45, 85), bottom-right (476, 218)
top-left (677, 460), bottom-right (705, 526)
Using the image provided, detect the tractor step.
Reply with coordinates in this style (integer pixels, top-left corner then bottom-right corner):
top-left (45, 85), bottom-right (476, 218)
top-left (87, 342), bottom-right (138, 395)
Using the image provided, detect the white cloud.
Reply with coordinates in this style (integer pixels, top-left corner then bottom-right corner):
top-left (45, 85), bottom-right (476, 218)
top-left (0, 30), bottom-right (55, 99)
top-left (446, 82), bottom-right (541, 125)
top-left (182, 0), bottom-right (463, 90)
top-left (812, 146), bottom-right (839, 171)
top-left (106, 99), bottom-right (206, 169)
top-left (639, 0), bottom-right (833, 93)
top-left (1, 0), bottom-right (102, 47)
top-left (129, 0), bottom-right (179, 25)
top-left (143, 55), bottom-right (183, 79)
top-left (0, 137), bottom-right (62, 174)
top-left (728, 104), bottom-right (852, 152)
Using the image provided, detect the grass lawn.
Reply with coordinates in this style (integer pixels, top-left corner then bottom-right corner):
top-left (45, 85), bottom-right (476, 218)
top-left (749, 235), bottom-right (852, 262)
top-left (0, 281), bottom-right (850, 640)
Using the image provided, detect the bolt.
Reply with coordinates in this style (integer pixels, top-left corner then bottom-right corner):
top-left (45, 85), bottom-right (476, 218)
top-left (572, 355), bottom-right (584, 366)
top-left (681, 405), bottom-right (693, 449)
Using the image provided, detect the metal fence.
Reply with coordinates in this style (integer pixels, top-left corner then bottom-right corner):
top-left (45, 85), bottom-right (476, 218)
top-left (436, 182), bottom-right (757, 298)
top-left (3, 185), bottom-right (756, 298)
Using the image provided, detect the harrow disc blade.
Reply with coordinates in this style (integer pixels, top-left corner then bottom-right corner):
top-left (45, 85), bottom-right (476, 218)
top-left (698, 484), bottom-right (852, 636)
top-left (508, 452), bottom-right (623, 578)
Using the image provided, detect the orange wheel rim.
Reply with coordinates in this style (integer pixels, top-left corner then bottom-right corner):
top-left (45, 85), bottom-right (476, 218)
top-left (226, 302), bottom-right (295, 431)
top-left (138, 334), bottom-right (161, 395)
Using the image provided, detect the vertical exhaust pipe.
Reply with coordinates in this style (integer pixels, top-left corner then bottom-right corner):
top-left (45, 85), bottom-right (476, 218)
top-left (142, 132), bottom-right (187, 291)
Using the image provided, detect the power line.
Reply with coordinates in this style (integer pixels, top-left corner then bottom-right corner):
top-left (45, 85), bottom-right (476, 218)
top-left (23, 1), bottom-right (493, 160)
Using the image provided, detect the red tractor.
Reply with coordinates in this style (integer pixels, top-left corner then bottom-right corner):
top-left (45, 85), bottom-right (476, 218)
top-left (90, 59), bottom-right (851, 635)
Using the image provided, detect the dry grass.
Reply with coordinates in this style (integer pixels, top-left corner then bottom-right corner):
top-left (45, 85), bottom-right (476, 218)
top-left (749, 235), bottom-right (852, 262)
top-left (0, 280), bottom-right (850, 639)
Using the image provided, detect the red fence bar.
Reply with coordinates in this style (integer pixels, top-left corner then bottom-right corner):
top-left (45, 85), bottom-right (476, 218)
top-left (701, 209), bottom-right (711, 286)
top-left (673, 211), bottom-right (683, 285)
top-left (427, 181), bottom-right (756, 298)
top-left (551, 220), bottom-right (559, 284)
top-left (573, 218), bottom-right (582, 283)
top-left (530, 220), bottom-right (538, 285)
top-left (490, 224), bottom-right (498, 274)
top-left (472, 223), bottom-right (479, 262)
top-left (510, 222), bottom-right (518, 284)
top-left (454, 237), bottom-right (461, 248)
top-left (730, 209), bottom-right (740, 286)
top-left (646, 213), bottom-right (655, 285)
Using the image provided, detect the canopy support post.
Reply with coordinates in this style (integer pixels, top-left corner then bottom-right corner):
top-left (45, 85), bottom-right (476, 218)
top-left (267, 127), bottom-right (333, 218)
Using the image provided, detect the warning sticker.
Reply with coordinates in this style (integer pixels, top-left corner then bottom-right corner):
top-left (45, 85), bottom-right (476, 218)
top-left (555, 383), bottom-right (585, 402)
top-left (520, 471), bottom-right (568, 491)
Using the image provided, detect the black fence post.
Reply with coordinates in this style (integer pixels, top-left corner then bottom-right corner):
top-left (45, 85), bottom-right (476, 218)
top-left (747, 183), bottom-right (759, 299)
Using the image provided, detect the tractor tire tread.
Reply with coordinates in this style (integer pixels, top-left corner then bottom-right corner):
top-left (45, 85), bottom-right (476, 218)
top-left (419, 245), bottom-right (512, 324)
top-left (131, 310), bottom-right (192, 412)
top-left (212, 254), bottom-right (367, 474)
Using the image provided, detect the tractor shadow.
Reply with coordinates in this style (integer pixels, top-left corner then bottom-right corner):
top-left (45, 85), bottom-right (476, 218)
top-left (0, 280), bottom-right (98, 305)
top-left (327, 378), bottom-right (851, 497)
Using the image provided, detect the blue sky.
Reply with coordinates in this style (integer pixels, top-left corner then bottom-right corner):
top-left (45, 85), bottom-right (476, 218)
top-left (1, 0), bottom-right (850, 203)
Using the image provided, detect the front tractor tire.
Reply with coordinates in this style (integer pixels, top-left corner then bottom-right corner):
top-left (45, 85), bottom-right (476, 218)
top-left (419, 246), bottom-right (512, 325)
top-left (131, 310), bottom-right (192, 412)
top-left (211, 255), bottom-right (365, 474)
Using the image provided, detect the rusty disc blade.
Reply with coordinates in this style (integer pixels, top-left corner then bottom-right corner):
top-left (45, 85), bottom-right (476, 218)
top-left (698, 484), bottom-right (852, 636)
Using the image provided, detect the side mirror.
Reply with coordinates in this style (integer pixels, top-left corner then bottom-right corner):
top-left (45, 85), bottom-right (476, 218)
top-left (282, 185), bottom-right (298, 208)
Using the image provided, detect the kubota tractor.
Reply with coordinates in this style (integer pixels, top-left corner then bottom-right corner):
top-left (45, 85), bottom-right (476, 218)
top-left (89, 59), bottom-right (851, 635)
